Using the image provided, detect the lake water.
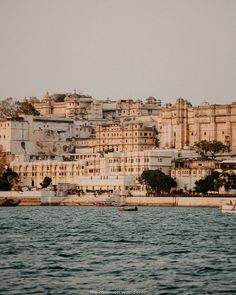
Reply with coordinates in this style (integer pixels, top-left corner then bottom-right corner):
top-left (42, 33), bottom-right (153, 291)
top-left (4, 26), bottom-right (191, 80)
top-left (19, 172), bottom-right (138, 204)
top-left (0, 207), bottom-right (236, 295)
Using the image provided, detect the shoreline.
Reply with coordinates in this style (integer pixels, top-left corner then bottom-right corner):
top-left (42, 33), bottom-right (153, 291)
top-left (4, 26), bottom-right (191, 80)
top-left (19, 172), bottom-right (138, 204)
top-left (0, 192), bottom-right (236, 207)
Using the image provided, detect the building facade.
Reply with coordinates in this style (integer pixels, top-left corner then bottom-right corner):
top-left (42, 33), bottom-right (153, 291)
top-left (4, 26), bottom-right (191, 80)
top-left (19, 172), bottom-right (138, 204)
top-left (158, 98), bottom-right (236, 151)
top-left (0, 116), bottom-right (94, 156)
top-left (95, 122), bottom-right (158, 153)
top-left (171, 158), bottom-right (216, 191)
top-left (11, 149), bottom-right (195, 191)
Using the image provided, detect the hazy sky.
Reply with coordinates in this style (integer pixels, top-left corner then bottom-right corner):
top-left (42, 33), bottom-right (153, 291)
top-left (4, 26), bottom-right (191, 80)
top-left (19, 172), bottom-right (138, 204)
top-left (0, 0), bottom-right (236, 105)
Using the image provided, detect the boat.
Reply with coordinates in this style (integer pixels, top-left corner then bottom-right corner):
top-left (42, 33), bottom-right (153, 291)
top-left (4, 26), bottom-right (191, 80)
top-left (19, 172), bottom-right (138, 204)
top-left (222, 201), bottom-right (236, 213)
top-left (0, 198), bottom-right (21, 207)
top-left (117, 206), bottom-right (138, 211)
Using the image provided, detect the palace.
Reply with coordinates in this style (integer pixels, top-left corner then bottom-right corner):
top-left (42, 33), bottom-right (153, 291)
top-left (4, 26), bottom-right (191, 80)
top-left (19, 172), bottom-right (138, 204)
top-left (158, 98), bottom-right (236, 150)
top-left (11, 149), bottom-right (196, 191)
top-left (1, 90), bottom-right (236, 193)
top-left (27, 92), bottom-right (236, 151)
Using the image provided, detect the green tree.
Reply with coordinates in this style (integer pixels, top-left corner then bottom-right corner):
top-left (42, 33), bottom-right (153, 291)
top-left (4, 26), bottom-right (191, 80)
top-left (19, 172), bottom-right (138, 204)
top-left (227, 173), bottom-right (236, 190)
top-left (194, 171), bottom-right (222, 193)
top-left (193, 140), bottom-right (229, 159)
top-left (40, 176), bottom-right (52, 189)
top-left (220, 172), bottom-right (236, 191)
top-left (139, 169), bottom-right (177, 193)
top-left (0, 168), bottom-right (19, 191)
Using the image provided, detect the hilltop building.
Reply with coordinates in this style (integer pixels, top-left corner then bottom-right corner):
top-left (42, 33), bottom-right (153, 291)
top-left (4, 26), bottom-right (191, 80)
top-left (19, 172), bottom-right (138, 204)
top-left (2, 90), bottom-right (236, 193)
top-left (0, 116), bottom-right (93, 156)
top-left (25, 93), bottom-right (236, 152)
top-left (158, 98), bottom-right (236, 150)
top-left (95, 122), bottom-right (158, 153)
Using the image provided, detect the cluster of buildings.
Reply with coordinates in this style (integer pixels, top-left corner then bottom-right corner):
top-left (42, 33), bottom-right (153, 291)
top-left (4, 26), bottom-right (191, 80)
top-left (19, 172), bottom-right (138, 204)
top-left (1, 90), bottom-right (236, 194)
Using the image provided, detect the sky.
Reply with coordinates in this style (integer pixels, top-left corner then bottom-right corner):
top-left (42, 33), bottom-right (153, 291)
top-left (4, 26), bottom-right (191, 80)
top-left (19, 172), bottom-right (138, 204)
top-left (0, 0), bottom-right (236, 105)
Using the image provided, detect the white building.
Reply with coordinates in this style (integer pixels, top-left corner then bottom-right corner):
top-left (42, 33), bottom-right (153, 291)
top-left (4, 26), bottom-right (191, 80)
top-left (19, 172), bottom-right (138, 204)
top-left (0, 116), bottom-right (94, 157)
top-left (11, 149), bottom-right (198, 192)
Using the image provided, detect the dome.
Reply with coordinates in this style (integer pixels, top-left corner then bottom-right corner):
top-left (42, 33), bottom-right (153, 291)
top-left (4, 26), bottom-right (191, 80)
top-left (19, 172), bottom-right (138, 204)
top-left (199, 100), bottom-right (209, 106)
top-left (145, 96), bottom-right (156, 104)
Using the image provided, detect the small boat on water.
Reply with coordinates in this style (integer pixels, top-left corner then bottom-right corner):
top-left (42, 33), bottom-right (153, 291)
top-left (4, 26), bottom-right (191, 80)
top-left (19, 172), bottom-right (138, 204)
top-left (117, 206), bottom-right (138, 211)
top-left (0, 198), bottom-right (21, 207)
top-left (222, 201), bottom-right (236, 214)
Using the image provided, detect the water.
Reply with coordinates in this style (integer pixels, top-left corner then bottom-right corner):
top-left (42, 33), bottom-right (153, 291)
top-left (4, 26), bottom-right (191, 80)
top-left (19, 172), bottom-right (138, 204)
top-left (0, 207), bottom-right (236, 295)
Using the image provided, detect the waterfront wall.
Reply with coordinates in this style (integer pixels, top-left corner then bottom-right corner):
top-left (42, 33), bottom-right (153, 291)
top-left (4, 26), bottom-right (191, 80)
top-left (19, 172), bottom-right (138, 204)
top-left (1, 191), bottom-right (236, 207)
top-left (124, 196), bottom-right (236, 207)
top-left (60, 194), bottom-right (111, 206)
top-left (0, 191), bottom-right (54, 206)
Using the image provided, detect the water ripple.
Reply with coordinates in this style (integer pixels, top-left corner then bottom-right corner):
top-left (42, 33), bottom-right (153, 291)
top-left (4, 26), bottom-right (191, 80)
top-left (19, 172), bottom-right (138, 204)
top-left (0, 207), bottom-right (236, 294)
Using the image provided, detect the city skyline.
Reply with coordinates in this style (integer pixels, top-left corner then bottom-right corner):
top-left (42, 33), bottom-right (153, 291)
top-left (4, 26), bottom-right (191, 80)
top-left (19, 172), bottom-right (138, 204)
top-left (0, 0), bottom-right (236, 105)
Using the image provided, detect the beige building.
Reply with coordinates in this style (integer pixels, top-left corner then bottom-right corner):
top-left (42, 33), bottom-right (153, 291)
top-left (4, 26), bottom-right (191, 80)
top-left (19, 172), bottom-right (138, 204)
top-left (31, 91), bottom-right (93, 119)
top-left (158, 98), bottom-right (236, 151)
top-left (116, 97), bottom-right (161, 119)
top-left (29, 93), bottom-right (236, 152)
top-left (95, 122), bottom-right (158, 153)
top-left (4, 93), bottom-right (236, 155)
top-left (219, 158), bottom-right (236, 172)
top-left (171, 158), bottom-right (217, 191)
top-left (30, 92), bottom-right (161, 121)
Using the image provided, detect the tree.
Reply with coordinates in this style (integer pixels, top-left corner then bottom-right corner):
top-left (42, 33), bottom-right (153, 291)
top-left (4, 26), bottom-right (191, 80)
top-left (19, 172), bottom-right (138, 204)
top-left (0, 168), bottom-right (19, 191)
top-left (0, 98), bottom-right (18, 118)
top-left (193, 140), bottom-right (229, 159)
top-left (195, 171), bottom-right (236, 194)
top-left (15, 101), bottom-right (40, 116)
top-left (40, 176), bottom-right (52, 189)
top-left (0, 98), bottom-right (39, 118)
top-left (220, 172), bottom-right (236, 191)
top-left (194, 171), bottom-right (222, 194)
top-left (139, 169), bottom-right (177, 193)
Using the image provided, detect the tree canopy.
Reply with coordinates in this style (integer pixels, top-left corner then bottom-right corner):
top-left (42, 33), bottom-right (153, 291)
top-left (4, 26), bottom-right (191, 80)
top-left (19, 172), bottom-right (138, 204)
top-left (40, 176), bottom-right (52, 189)
top-left (193, 140), bottom-right (229, 159)
top-left (193, 170), bottom-right (236, 194)
top-left (139, 169), bottom-right (177, 193)
top-left (0, 168), bottom-right (19, 191)
top-left (219, 172), bottom-right (236, 191)
top-left (195, 171), bottom-right (220, 193)
top-left (15, 101), bottom-right (40, 116)
top-left (0, 98), bottom-right (39, 118)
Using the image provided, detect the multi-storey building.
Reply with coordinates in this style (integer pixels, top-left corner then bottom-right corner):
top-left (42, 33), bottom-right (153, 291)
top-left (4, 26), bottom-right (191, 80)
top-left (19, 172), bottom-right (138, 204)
top-left (31, 91), bottom-right (93, 119)
top-left (29, 92), bottom-right (236, 151)
top-left (158, 98), bottom-right (236, 151)
top-left (4, 92), bottom-right (236, 154)
top-left (11, 149), bottom-right (195, 191)
top-left (0, 116), bottom-right (93, 156)
top-left (218, 158), bottom-right (236, 172)
top-left (115, 97), bottom-right (161, 118)
top-left (171, 158), bottom-right (217, 191)
top-left (95, 122), bottom-right (158, 153)
top-left (29, 92), bottom-right (161, 120)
